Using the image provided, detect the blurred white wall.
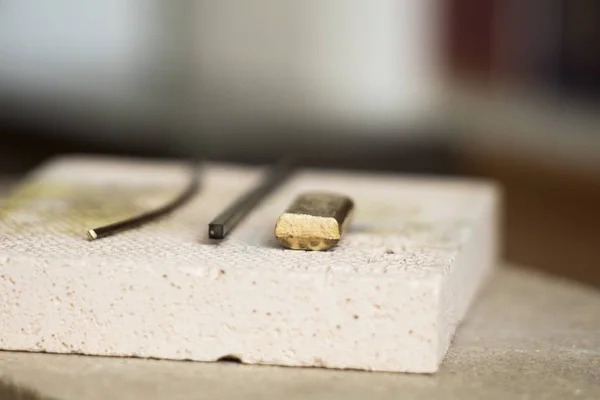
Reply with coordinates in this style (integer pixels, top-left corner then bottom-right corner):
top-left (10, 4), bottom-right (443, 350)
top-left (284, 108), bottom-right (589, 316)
top-left (0, 0), bottom-right (444, 144)
top-left (194, 0), bottom-right (443, 133)
top-left (0, 0), bottom-right (159, 97)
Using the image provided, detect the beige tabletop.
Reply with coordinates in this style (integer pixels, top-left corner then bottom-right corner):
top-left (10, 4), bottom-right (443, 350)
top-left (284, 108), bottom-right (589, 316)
top-left (0, 265), bottom-right (599, 400)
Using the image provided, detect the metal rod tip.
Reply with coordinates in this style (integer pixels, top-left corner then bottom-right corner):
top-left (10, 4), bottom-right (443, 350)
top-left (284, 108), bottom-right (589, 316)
top-left (87, 230), bottom-right (98, 240)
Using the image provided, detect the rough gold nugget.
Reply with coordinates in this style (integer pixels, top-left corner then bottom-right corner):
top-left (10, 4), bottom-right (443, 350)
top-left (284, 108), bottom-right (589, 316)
top-left (275, 192), bottom-right (354, 251)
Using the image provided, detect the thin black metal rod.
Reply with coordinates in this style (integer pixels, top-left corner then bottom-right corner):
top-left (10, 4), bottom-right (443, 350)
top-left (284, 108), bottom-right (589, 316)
top-left (208, 159), bottom-right (295, 239)
top-left (87, 165), bottom-right (201, 240)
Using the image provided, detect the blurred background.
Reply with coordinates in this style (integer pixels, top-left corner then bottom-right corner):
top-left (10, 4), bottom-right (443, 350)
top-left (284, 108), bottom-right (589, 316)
top-left (1, 0), bottom-right (599, 286)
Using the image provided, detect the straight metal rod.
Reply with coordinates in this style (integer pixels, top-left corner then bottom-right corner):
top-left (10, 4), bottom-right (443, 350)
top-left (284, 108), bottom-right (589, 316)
top-left (208, 159), bottom-right (294, 239)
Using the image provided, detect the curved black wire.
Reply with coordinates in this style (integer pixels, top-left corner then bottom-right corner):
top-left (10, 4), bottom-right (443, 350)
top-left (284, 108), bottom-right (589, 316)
top-left (87, 164), bottom-right (200, 240)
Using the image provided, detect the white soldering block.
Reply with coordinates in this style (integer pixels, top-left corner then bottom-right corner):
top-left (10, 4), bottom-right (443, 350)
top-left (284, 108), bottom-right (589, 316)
top-left (0, 156), bottom-right (499, 373)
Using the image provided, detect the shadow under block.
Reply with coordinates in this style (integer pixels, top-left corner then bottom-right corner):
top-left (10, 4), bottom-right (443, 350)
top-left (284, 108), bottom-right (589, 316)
top-left (0, 157), bottom-right (499, 373)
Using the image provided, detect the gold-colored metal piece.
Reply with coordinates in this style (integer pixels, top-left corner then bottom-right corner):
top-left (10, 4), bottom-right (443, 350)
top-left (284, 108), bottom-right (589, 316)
top-left (275, 192), bottom-right (354, 251)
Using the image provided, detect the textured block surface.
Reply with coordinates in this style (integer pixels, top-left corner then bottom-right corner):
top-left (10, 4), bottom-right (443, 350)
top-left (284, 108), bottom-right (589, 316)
top-left (0, 156), bottom-right (499, 373)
